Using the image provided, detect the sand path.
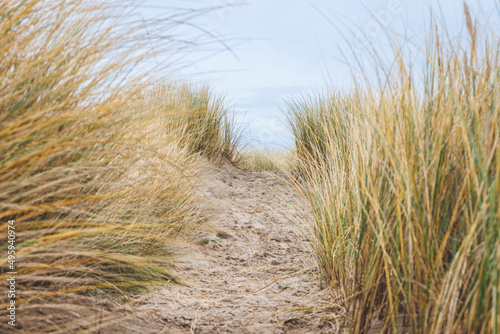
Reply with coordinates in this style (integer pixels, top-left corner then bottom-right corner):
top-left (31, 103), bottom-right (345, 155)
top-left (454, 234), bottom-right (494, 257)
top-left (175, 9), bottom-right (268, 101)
top-left (131, 165), bottom-right (335, 333)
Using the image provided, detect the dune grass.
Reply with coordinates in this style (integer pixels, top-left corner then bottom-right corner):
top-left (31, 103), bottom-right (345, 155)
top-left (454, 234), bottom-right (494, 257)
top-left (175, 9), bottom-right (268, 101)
top-left (289, 7), bottom-right (499, 333)
top-left (239, 149), bottom-right (295, 171)
top-left (147, 83), bottom-right (241, 165)
top-left (0, 0), bottom-right (238, 332)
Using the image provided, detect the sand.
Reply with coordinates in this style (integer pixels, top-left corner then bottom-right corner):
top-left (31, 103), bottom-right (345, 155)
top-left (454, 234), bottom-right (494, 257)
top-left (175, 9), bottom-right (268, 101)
top-left (103, 164), bottom-right (338, 333)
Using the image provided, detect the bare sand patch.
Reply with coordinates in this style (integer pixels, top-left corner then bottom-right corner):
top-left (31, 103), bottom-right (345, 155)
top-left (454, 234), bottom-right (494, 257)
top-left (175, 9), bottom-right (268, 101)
top-left (100, 164), bottom-right (339, 333)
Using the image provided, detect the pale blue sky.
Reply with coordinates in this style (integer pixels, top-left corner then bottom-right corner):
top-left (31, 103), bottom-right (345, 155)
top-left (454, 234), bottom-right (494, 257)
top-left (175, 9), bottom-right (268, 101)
top-left (138, 0), bottom-right (500, 149)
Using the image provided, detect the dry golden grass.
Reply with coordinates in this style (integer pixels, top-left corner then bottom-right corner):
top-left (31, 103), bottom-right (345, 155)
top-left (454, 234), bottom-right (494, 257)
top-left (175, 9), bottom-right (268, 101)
top-left (289, 6), bottom-right (500, 333)
top-left (239, 149), bottom-right (295, 171)
top-left (0, 1), bottom-right (239, 332)
top-left (147, 83), bottom-right (241, 165)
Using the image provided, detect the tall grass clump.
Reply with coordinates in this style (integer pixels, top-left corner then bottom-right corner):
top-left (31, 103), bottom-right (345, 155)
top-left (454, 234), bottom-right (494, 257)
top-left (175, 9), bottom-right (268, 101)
top-left (0, 1), bottom-right (236, 332)
top-left (288, 95), bottom-right (334, 172)
top-left (290, 6), bottom-right (500, 333)
top-left (239, 149), bottom-right (295, 171)
top-left (145, 83), bottom-right (241, 164)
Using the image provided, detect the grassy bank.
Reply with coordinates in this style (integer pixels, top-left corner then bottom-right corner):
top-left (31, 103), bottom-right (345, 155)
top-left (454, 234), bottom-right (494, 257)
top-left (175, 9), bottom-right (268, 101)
top-left (289, 7), bottom-right (499, 334)
top-left (0, 1), bottom-right (238, 332)
top-left (152, 83), bottom-right (241, 165)
top-left (239, 149), bottom-right (295, 171)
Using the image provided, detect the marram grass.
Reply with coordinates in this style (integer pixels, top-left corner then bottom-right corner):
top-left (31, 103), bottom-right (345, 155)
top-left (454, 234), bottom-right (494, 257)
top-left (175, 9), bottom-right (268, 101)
top-left (239, 149), bottom-right (296, 171)
top-left (0, 0), bottom-right (238, 332)
top-left (146, 83), bottom-right (241, 165)
top-left (289, 6), bottom-right (499, 334)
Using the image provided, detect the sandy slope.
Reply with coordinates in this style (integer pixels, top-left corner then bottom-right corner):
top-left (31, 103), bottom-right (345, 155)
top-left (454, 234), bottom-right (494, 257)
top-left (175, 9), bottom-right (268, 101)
top-left (106, 164), bottom-right (337, 333)
top-left (149, 164), bottom-right (337, 333)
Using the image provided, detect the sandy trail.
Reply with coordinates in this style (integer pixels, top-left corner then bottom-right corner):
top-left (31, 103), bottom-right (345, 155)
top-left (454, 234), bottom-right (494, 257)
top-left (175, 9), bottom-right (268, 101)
top-left (128, 165), bottom-right (335, 333)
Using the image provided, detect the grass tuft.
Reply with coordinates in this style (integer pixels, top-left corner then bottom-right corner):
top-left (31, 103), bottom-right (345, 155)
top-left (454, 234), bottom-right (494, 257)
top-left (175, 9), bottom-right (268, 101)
top-left (0, 1), bottom-right (238, 332)
top-left (239, 149), bottom-right (295, 171)
top-left (146, 83), bottom-right (241, 165)
top-left (289, 8), bottom-right (500, 333)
